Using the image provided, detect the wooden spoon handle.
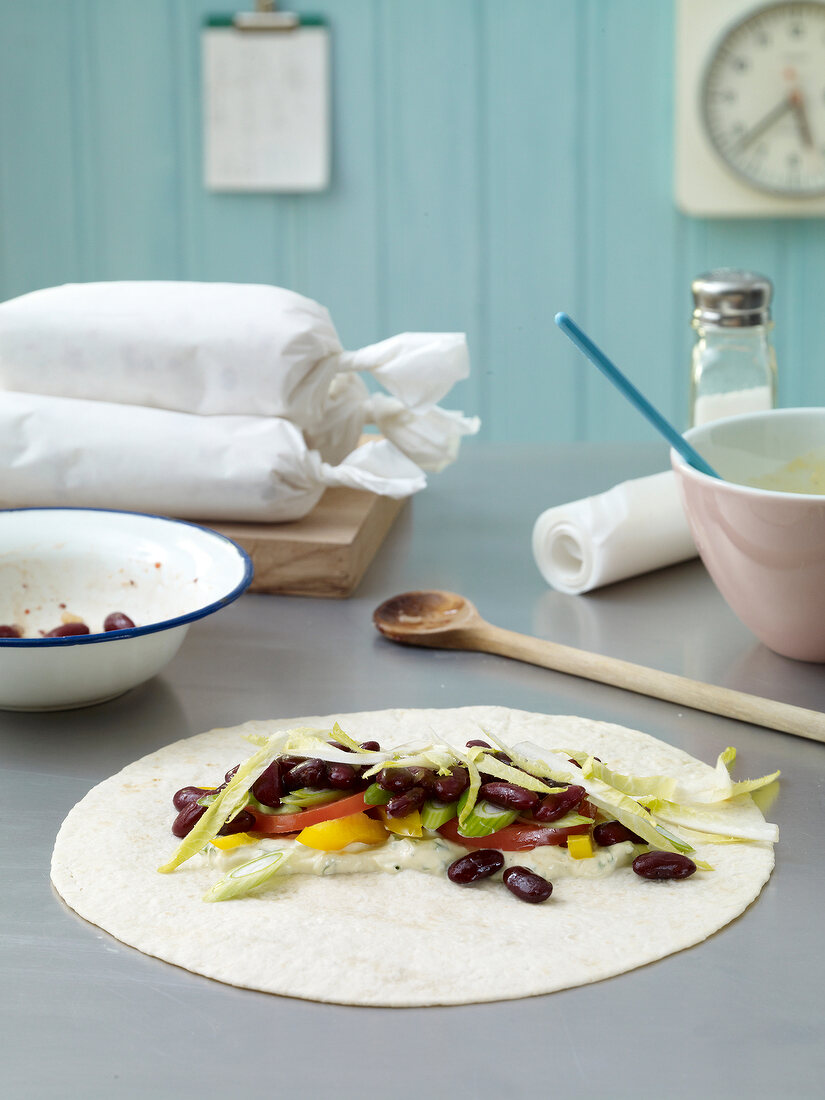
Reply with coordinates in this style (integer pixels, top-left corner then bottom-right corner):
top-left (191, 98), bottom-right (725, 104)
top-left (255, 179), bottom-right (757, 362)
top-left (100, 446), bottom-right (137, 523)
top-left (467, 623), bottom-right (825, 743)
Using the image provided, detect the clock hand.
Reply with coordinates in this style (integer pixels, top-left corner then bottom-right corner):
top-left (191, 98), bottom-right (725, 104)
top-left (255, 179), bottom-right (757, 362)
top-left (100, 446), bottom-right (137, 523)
top-left (733, 95), bottom-right (794, 151)
top-left (790, 88), bottom-right (814, 147)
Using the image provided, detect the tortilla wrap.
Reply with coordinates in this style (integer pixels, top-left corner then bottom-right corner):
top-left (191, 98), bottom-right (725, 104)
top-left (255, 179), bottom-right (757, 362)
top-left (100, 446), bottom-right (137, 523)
top-left (50, 707), bottom-right (776, 1006)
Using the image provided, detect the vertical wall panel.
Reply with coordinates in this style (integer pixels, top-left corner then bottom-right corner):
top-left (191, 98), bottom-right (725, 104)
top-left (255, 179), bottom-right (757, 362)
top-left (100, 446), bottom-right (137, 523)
top-left (285, 0), bottom-right (382, 350)
top-left (81, 0), bottom-right (182, 279)
top-left (0, 2), bottom-right (81, 297)
top-left (379, 0), bottom-right (484, 418)
top-left (173, 0), bottom-right (291, 286)
top-left (781, 220), bottom-right (825, 408)
top-left (581, 0), bottom-right (684, 443)
top-left (482, 0), bottom-right (581, 443)
top-left (0, 0), bottom-right (823, 442)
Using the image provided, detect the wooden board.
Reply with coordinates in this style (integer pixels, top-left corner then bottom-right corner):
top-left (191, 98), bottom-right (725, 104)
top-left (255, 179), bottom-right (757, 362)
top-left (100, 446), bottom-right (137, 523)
top-left (206, 488), bottom-right (407, 598)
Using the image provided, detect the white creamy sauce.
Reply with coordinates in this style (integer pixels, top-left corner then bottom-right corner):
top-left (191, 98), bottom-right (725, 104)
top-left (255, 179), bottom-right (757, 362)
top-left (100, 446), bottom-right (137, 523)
top-left (205, 834), bottom-right (637, 881)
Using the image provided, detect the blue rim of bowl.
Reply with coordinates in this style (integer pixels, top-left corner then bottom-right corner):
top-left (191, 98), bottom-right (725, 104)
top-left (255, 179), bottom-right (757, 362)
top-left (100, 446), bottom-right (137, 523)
top-left (0, 506), bottom-right (254, 647)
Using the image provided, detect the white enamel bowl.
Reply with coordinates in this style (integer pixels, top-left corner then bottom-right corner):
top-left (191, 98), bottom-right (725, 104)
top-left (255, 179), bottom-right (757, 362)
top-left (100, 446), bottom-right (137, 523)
top-left (0, 508), bottom-right (253, 710)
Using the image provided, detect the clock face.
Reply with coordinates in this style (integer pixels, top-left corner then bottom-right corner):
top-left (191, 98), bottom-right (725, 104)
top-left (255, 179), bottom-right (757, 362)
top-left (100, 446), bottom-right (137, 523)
top-left (702, 1), bottom-right (825, 196)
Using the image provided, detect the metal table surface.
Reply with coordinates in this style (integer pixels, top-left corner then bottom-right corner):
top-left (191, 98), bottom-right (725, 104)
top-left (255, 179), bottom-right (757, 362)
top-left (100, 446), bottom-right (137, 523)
top-left (3, 442), bottom-right (823, 1100)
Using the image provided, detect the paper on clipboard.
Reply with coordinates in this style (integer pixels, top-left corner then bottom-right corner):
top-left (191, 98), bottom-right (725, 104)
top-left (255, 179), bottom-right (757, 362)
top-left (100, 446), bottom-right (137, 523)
top-left (202, 16), bottom-right (330, 192)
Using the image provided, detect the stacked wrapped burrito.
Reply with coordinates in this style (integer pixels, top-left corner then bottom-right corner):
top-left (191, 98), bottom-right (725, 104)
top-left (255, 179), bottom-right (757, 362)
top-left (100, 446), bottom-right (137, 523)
top-left (0, 281), bottom-right (479, 522)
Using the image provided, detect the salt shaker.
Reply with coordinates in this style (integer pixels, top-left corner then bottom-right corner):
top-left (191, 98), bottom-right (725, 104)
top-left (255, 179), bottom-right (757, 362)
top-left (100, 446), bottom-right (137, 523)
top-left (689, 269), bottom-right (777, 427)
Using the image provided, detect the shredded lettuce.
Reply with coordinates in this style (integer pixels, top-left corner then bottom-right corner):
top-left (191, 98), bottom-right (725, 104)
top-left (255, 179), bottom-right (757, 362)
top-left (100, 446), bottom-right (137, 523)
top-left (665, 747), bottom-right (781, 805)
top-left (328, 722), bottom-right (376, 754)
top-left (570, 752), bottom-right (679, 802)
top-left (466, 751), bottom-right (564, 795)
top-left (458, 752), bottom-right (482, 828)
top-left (158, 730), bottom-right (293, 873)
top-left (645, 798), bottom-right (779, 844)
top-left (362, 744), bottom-right (458, 779)
top-left (280, 728), bottom-right (390, 766)
top-left (161, 720), bottom-right (778, 883)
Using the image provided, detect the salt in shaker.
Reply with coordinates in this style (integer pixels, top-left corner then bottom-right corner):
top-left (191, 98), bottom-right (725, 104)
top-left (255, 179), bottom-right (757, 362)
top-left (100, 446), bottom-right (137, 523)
top-left (689, 269), bottom-right (777, 427)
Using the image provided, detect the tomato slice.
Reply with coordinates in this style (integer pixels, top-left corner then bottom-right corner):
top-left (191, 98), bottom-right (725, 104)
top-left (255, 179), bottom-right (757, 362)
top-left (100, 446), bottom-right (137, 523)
top-left (250, 791), bottom-right (370, 834)
top-left (438, 817), bottom-right (591, 851)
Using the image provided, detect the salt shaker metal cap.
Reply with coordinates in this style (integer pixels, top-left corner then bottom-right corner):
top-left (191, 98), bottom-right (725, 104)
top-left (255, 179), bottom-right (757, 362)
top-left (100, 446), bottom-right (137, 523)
top-left (691, 269), bottom-right (773, 328)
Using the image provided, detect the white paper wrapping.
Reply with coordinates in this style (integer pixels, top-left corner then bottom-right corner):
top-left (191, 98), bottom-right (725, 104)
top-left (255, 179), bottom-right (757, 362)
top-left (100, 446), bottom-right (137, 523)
top-left (0, 392), bottom-right (429, 523)
top-left (531, 471), bottom-right (697, 595)
top-left (0, 280), bottom-right (480, 522)
top-left (0, 281), bottom-right (471, 424)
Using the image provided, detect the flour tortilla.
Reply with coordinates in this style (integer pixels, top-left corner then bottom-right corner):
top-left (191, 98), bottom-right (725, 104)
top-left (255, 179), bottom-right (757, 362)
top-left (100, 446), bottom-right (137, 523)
top-left (50, 707), bottom-right (776, 1006)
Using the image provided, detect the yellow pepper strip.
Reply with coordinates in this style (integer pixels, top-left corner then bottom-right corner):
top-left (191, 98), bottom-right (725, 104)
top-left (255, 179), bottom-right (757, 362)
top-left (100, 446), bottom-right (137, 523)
top-left (297, 812), bottom-right (388, 851)
top-left (567, 834), bottom-right (594, 860)
top-left (211, 832), bottom-right (256, 851)
top-left (379, 809), bottom-right (422, 838)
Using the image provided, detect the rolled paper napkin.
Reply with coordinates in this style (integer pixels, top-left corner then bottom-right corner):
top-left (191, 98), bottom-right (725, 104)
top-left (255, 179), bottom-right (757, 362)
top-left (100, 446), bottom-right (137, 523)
top-left (531, 470), bottom-right (697, 595)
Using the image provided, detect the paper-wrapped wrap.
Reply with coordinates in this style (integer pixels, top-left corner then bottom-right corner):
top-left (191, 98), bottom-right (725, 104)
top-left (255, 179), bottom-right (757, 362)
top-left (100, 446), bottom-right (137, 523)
top-left (532, 471), bottom-right (697, 595)
top-left (0, 281), bottom-right (479, 521)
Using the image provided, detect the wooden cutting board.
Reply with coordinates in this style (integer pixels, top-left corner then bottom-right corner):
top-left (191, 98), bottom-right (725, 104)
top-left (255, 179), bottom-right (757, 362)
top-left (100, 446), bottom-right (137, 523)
top-left (207, 488), bottom-right (407, 598)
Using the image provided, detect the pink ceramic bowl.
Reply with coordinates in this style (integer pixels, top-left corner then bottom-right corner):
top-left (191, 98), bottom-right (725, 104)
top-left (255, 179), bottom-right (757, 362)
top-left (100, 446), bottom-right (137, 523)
top-left (671, 407), bottom-right (825, 662)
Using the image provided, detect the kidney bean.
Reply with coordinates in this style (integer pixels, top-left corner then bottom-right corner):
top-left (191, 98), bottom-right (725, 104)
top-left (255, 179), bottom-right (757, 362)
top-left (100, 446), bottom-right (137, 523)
top-left (0, 624), bottom-right (21, 638)
top-left (503, 866), bottom-right (553, 903)
top-left (632, 851), bottom-right (697, 880)
top-left (326, 762), bottom-right (358, 790)
top-left (172, 801), bottom-right (207, 837)
top-left (465, 739), bottom-right (490, 749)
top-left (172, 785), bottom-right (212, 811)
top-left (218, 809), bottom-right (256, 836)
top-left (225, 765), bottom-right (239, 783)
top-left (533, 784), bottom-right (586, 822)
top-left (376, 766), bottom-right (432, 793)
top-left (284, 758), bottom-right (327, 790)
top-left (44, 622), bottom-right (90, 637)
top-left (447, 849), bottom-right (504, 884)
top-left (385, 786), bottom-right (427, 818)
top-left (360, 740), bottom-right (381, 752)
top-left (252, 761), bottom-right (282, 806)
top-left (431, 767), bottom-right (469, 802)
top-left (103, 612), bottom-right (135, 631)
top-left (479, 781), bottom-right (538, 812)
top-left (594, 821), bottom-right (645, 847)
top-left (328, 741), bottom-right (353, 753)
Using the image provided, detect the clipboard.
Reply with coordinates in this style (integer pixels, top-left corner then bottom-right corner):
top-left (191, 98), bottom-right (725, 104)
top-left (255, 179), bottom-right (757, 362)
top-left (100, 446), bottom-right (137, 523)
top-left (202, 2), bottom-right (330, 192)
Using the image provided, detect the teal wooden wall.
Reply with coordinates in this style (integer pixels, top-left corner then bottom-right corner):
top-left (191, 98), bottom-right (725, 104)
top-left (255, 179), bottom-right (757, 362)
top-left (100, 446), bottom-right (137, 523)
top-left (1, 0), bottom-right (824, 442)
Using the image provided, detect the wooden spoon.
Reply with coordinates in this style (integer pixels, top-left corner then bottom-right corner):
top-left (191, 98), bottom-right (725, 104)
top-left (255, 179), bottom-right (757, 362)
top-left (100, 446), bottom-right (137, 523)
top-left (373, 590), bottom-right (825, 744)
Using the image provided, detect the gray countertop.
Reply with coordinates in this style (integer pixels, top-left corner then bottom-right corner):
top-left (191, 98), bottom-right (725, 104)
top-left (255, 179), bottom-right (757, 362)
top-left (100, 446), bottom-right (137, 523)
top-left (3, 442), bottom-right (823, 1099)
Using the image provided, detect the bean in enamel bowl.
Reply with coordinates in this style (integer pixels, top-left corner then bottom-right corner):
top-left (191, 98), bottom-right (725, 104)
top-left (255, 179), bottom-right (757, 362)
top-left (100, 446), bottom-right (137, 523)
top-left (0, 507), bottom-right (252, 710)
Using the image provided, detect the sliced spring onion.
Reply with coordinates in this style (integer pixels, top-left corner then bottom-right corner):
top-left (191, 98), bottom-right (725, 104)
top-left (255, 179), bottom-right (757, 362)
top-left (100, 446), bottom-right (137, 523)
top-left (363, 782), bottom-right (392, 806)
top-left (456, 792), bottom-right (518, 837)
top-left (203, 851), bottom-right (289, 902)
top-left (420, 799), bottom-right (459, 830)
top-left (279, 788), bottom-right (340, 809)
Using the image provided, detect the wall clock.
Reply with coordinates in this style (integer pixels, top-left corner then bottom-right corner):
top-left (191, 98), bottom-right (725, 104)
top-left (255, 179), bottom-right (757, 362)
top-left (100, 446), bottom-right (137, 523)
top-left (675, 0), bottom-right (825, 216)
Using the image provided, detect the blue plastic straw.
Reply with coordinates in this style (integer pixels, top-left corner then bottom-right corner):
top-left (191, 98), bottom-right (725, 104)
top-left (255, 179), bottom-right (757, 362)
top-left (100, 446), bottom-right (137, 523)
top-left (555, 312), bottom-right (720, 479)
